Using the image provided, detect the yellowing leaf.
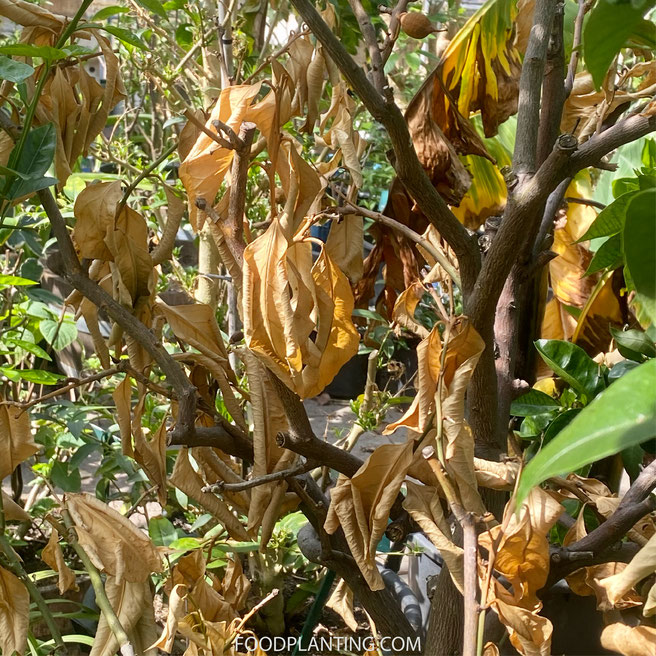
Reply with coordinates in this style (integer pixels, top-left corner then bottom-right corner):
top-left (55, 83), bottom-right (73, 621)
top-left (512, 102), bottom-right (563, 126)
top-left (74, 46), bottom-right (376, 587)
top-left (392, 280), bottom-right (430, 339)
top-left (0, 564), bottom-right (28, 656)
top-left (0, 404), bottom-right (38, 480)
top-left (152, 583), bottom-right (187, 652)
top-left (1, 491), bottom-right (30, 522)
top-left (324, 440), bottom-right (414, 590)
top-left (134, 419), bottom-right (168, 507)
top-left (42, 529), bottom-right (77, 594)
top-left (493, 596), bottom-right (552, 656)
top-left (66, 493), bottom-right (162, 582)
top-left (0, 0), bottom-right (63, 29)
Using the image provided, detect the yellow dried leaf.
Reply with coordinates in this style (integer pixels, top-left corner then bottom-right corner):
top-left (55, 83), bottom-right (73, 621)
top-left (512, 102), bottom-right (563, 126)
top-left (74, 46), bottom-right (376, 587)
top-left (326, 579), bottom-right (358, 632)
top-left (493, 596), bottom-right (552, 656)
top-left (402, 480), bottom-right (464, 592)
top-left (600, 623), bottom-right (656, 656)
top-left (221, 555), bottom-right (250, 612)
top-left (179, 84), bottom-right (261, 230)
top-left (392, 280), bottom-right (430, 339)
top-left (42, 529), bottom-right (77, 594)
top-left (112, 375), bottom-right (133, 457)
top-left (474, 458), bottom-right (519, 490)
top-left (90, 577), bottom-right (158, 656)
top-left (134, 419), bottom-right (168, 507)
top-left (325, 212), bottom-right (364, 283)
top-left (596, 534), bottom-right (656, 609)
top-left (0, 0), bottom-right (62, 29)
top-left (1, 491), bottom-right (30, 522)
top-left (66, 493), bottom-right (162, 582)
top-left (480, 488), bottom-right (563, 602)
top-left (0, 404), bottom-right (38, 479)
top-left (169, 551), bottom-right (236, 623)
top-left (158, 301), bottom-right (229, 365)
top-left (325, 440), bottom-right (414, 590)
top-left (0, 564), bottom-right (29, 656)
top-left (170, 448), bottom-right (250, 541)
top-left (243, 221), bottom-right (359, 398)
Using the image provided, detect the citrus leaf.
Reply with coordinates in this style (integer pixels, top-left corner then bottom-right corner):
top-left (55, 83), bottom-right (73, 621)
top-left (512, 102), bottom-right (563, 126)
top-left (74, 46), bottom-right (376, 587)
top-left (516, 359), bottom-right (656, 506)
top-left (510, 389), bottom-right (560, 417)
top-left (0, 56), bottom-right (33, 83)
top-left (534, 339), bottom-right (605, 402)
top-left (577, 192), bottom-right (635, 243)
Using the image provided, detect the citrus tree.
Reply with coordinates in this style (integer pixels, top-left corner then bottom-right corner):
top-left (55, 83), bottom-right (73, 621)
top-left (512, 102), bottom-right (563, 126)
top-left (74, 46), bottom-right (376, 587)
top-left (0, 0), bottom-right (655, 654)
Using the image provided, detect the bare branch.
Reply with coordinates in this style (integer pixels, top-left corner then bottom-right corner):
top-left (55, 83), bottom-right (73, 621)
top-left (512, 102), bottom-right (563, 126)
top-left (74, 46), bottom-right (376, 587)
top-left (564, 0), bottom-right (588, 98)
top-left (513, 0), bottom-right (559, 177)
top-left (202, 460), bottom-right (316, 493)
top-left (288, 0), bottom-right (480, 293)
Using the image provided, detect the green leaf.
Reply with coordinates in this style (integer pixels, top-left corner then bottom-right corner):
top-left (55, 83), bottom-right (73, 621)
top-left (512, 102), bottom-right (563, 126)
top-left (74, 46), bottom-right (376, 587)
top-left (9, 176), bottom-right (58, 200)
top-left (585, 233), bottom-right (623, 275)
top-left (0, 56), bottom-right (33, 83)
top-left (542, 408), bottom-right (580, 444)
top-left (583, 0), bottom-right (656, 89)
top-left (577, 192), bottom-right (635, 242)
top-left (135, 0), bottom-right (167, 18)
top-left (7, 123), bottom-right (56, 198)
top-left (92, 5), bottom-right (131, 20)
top-left (100, 25), bottom-right (148, 49)
top-left (148, 516), bottom-right (178, 546)
top-left (40, 319), bottom-right (78, 351)
top-left (534, 339), bottom-right (605, 402)
top-left (516, 359), bottom-right (656, 506)
top-left (51, 460), bottom-right (81, 492)
top-left (610, 326), bottom-right (656, 361)
top-left (0, 274), bottom-right (37, 289)
top-left (510, 389), bottom-right (560, 417)
top-left (6, 338), bottom-right (52, 361)
top-left (0, 44), bottom-right (67, 60)
top-left (623, 188), bottom-right (656, 324)
top-left (17, 369), bottom-right (65, 384)
top-left (352, 308), bottom-right (386, 322)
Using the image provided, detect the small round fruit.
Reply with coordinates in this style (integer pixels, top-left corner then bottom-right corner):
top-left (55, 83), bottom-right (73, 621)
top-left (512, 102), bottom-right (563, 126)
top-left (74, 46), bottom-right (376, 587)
top-left (400, 12), bottom-right (439, 39)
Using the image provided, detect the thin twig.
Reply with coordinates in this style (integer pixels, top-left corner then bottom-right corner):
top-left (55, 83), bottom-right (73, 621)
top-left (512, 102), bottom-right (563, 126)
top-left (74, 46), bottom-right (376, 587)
top-left (563, 196), bottom-right (606, 210)
top-left (319, 203), bottom-right (461, 287)
top-left (564, 0), bottom-right (588, 98)
top-left (202, 461), bottom-right (316, 493)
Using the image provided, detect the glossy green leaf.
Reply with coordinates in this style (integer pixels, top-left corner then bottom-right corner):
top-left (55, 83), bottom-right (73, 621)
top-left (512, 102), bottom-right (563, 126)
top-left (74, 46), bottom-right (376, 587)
top-left (0, 56), bottom-right (33, 83)
top-left (9, 176), bottom-right (58, 200)
top-left (623, 189), bottom-right (656, 323)
top-left (585, 233), bottom-right (623, 275)
top-left (577, 192), bottom-right (635, 242)
top-left (510, 389), bottom-right (560, 417)
top-left (534, 339), bottom-right (605, 402)
top-left (583, 0), bottom-right (656, 89)
top-left (148, 516), bottom-right (178, 546)
top-left (7, 123), bottom-right (56, 198)
top-left (610, 326), bottom-right (656, 361)
top-left (40, 319), bottom-right (78, 351)
top-left (17, 369), bottom-right (65, 384)
top-left (100, 25), bottom-right (148, 49)
top-left (516, 359), bottom-right (656, 506)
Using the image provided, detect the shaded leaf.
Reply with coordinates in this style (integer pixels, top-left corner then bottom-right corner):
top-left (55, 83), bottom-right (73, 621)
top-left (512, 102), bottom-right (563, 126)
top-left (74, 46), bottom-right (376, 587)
top-left (0, 565), bottom-right (28, 656)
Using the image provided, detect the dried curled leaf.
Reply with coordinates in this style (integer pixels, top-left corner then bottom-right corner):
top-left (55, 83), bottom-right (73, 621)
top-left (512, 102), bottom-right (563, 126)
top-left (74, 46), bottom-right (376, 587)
top-left (600, 623), bottom-right (656, 656)
top-left (596, 534), bottom-right (656, 611)
top-left (1, 491), bottom-right (30, 522)
top-left (243, 220), bottom-right (359, 398)
top-left (90, 577), bottom-right (158, 656)
top-left (151, 583), bottom-right (188, 652)
top-left (170, 448), bottom-right (250, 541)
top-left (42, 529), bottom-right (77, 594)
top-left (326, 579), bottom-right (358, 632)
top-left (0, 564), bottom-right (29, 656)
top-left (402, 480), bottom-right (464, 592)
top-left (493, 596), bottom-right (552, 656)
top-left (66, 493), bottom-right (162, 582)
top-left (0, 404), bottom-right (38, 480)
top-left (0, 0), bottom-right (63, 30)
top-left (325, 440), bottom-right (414, 590)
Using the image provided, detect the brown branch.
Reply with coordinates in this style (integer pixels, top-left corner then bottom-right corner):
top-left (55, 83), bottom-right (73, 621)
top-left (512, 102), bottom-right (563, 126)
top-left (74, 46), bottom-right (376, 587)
top-left (346, 0), bottom-right (388, 95)
top-left (563, 196), bottom-right (606, 210)
top-left (380, 0), bottom-right (411, 64)
top-left (321, 203), bottom-right (461, 286)
top-left (288, 0), bottom-right (479, 294)
top-left (512, 0), bottom-right (559, 177)
top-left (35, 189), bottom-right (198, 443)
top-left (202, 460), bottom-right (316, 493)
top-left (545, 460), bottom-right (656, 588)
top-left (536, 4), bottom-right (566, 166)
top-left (564, 0), bottom-right (587, 98)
